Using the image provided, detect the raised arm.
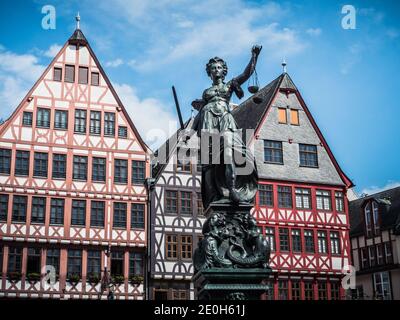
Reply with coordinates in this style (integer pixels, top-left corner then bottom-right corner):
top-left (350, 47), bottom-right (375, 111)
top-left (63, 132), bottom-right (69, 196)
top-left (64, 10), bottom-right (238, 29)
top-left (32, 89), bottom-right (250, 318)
top-left (234, 45), bottom-right (262, 85)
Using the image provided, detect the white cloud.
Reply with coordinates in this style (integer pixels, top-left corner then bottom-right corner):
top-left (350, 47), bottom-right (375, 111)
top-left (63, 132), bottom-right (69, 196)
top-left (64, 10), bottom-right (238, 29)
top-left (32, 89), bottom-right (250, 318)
top-left (340, 43), bottom-right (363, 75)
top-left (96, 0), bottom-right (305, 72)
top-left (113, 83), bottom-right (178, 150)
top-left (131, 15), bottom-right (305, 71)
top-left (0, 46), bottom-right (45, 119)
top-left (105, 58), bottom-right (124, 68)
top-left (360, 181), bottom-right (400, 196)
top-left (306, 28), bottom-right (322, 36)
top-left (359, 7), bottom-right (385, 24)
top-left (44, 44), bottom-right (62, 58)
top-left (0, 48), bottom-right (44, 82)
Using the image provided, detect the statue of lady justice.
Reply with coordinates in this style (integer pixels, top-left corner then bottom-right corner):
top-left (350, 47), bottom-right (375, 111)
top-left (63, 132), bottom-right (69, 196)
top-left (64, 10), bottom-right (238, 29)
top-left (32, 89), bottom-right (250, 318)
top-left (190, 45), bottom-right (262, 209)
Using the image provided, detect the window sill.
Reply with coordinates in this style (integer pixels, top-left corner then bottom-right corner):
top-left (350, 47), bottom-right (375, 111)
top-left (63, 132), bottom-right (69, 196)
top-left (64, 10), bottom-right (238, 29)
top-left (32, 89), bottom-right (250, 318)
top-left (49, 223), bottom-right (64, 227)
top-left (90, 226), bottom-right (105, 229)
top-left (131, 226), bottom-right (145, 230)
top-left (299, 165), bottom-right (319, 169)
top-left (112, 226), bottom-right (127, 230)
top-left (264, 161), bottom-right (284, 165)
top-left (54, 128), bottom-right (68, 131)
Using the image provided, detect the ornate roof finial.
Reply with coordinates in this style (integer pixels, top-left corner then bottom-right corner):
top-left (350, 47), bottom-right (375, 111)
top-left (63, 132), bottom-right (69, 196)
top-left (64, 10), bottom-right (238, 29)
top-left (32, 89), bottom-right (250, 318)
top-left (76, 12), bottom-right (81, 30)
top-left (282, 58), bottom-right (287, 73)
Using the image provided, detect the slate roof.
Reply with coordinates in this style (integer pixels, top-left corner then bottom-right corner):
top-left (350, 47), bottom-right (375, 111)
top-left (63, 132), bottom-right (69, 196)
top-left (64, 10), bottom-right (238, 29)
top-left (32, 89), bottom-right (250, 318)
top-left (151, 117), bottom-right (195, 181)
top-left (349, 186), bottom-right (400, 237)
top-left (232, 73), bottom-right (283, 130)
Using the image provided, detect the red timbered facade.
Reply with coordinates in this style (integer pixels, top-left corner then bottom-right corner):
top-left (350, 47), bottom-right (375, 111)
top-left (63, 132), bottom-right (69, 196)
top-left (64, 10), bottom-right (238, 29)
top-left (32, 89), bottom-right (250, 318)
top-left (0, 25), bottom-right (150, 299)
top-left (233, 72), bottom-right (354, 300)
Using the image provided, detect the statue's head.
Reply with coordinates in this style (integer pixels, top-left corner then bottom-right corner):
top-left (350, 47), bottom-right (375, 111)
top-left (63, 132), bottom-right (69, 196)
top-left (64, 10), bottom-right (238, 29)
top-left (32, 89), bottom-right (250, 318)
top-left (206, 57), bottom-right (228, 81)
top-left (203, 212), bottom-right (225, 235)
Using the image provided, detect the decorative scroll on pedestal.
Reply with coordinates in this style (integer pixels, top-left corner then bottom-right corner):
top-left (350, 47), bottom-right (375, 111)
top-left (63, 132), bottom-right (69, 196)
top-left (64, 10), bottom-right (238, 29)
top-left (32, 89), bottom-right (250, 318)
top-left (194, 208), bottom-right (270, 271)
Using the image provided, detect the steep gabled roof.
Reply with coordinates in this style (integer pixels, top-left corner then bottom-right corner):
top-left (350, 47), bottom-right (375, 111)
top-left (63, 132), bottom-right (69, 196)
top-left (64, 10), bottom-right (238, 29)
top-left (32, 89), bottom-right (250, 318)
top-left (349, 186), bottom-right (400, 236)
top-left (232, 74), bottom-right (282, 131)
top-left (151, 117), bottom-right (196, 181)
top-left (75, 30), bottom-right (148, 152)
top-left (232, 72), bottom-right (354, 188)
top-left (0, 28), bottom-right (148, 152)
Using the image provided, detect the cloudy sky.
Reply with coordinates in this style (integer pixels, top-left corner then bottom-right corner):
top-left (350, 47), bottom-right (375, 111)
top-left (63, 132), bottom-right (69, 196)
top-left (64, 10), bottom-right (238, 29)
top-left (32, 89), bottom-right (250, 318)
top-left (0, 0), bottom-right (399, 195)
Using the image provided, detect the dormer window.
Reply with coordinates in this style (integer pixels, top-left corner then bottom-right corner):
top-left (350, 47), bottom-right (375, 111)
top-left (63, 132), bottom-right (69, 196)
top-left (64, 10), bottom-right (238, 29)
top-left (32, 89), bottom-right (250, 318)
top-left (372, 201), bottom-right (380, 234)
top-left (364, 200), bottom-right (380, 237)
top-left (364, 203), bottom-right (372, 237)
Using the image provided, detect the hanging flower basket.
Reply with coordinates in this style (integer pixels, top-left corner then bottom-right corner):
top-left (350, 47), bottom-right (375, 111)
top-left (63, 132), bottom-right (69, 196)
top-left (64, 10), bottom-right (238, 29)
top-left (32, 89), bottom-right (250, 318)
top-left (129, 275), bottom-right (144, 285)
top-left (68, 274), bottom-right (81, 284)
top-left (87, 273), bottom-right (100, 284)
top-left (112, 275), bottom-right (125, 285)
top-left (26, 272), bottom-right (41, 282)
top-left (8, 272), bottom-right (22, 281)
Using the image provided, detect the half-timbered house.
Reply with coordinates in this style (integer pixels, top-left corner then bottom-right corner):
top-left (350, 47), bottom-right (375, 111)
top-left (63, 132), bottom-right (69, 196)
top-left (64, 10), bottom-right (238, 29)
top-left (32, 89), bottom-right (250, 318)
top-left (232, 71), bottom-right (354, 300)
top-left (349, 186), bottom-right (400, 300)
top-left (0, 22), bottom-right (150, 299)
top-left (148, 118), bottom-right (205, 300)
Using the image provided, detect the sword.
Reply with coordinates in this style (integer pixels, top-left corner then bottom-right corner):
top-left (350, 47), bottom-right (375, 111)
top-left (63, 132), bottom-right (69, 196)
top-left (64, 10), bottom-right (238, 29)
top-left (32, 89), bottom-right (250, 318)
top-left (172, 86), bottom-right (184, 130)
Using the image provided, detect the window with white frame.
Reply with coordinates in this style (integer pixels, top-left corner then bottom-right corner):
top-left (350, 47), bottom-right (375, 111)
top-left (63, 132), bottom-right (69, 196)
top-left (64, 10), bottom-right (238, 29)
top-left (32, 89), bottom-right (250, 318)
top-left (384, 242), bottom-right (393, 264)
top-left (335, 191), bottom-right (344, 212)
top-left (330, 231), bottom-right (341, 255)
top-left (316, 190), bottom-right (332, 211)
top-left (265, 227), bottom-right (275, 251)
top-left (295, 188), bottom-right (311, 209)
top-left (364, 202), bottom-right (372, 237)
top-left (373, 272), bottom-right (391, 300)
top-left (372, 201), bottom-right (380, 234)
top-left (317, 231), bottom-right (327, 254)
top-left (369, 246), bottom-right (376, 267)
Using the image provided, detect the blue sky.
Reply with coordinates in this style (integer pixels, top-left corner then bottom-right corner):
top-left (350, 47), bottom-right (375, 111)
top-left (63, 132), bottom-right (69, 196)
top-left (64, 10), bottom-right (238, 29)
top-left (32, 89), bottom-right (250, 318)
top-left (0, 0), bottom-right (399, 195)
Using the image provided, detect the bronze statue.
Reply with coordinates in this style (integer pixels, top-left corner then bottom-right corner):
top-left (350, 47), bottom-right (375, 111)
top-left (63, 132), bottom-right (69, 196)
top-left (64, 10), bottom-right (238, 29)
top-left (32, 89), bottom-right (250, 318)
top-left (191, 46), bottom-right (271, 300)
top-left (191, 45), bottom-right (262, 209)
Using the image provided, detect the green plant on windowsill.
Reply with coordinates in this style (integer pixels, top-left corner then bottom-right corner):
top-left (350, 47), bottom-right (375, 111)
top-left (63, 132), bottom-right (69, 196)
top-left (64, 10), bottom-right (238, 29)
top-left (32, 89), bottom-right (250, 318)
top-left (68, 273), bottom-right (81, 283)
top-left (87, 273), bottom-right (100, 284)
top-left (7, 271), bottom-right (22, 281)
top-left (26, 272), bottom-right (41, 282)
top-left (129, 274), bottom-right (144, 285)
top-left (112, 274), bottom-right (125, 285)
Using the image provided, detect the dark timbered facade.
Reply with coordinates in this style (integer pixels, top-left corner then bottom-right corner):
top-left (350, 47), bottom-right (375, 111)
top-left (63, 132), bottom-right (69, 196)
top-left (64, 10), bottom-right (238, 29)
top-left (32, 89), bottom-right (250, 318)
top-left (349, 186), bottom-right (400, 300)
